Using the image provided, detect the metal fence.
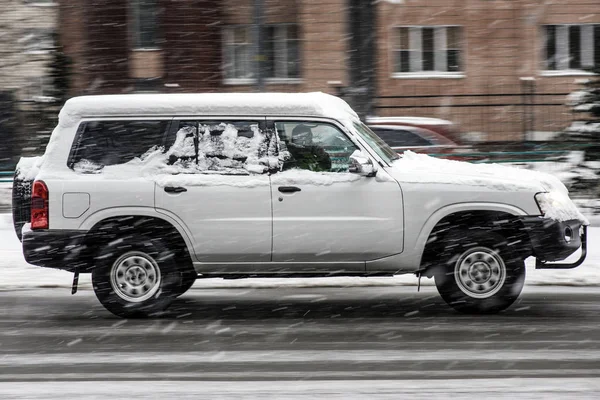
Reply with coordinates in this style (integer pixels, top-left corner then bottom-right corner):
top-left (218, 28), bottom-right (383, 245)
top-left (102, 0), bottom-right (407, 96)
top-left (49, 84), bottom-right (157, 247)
top-left (375, 92), bottom-right (574, 142)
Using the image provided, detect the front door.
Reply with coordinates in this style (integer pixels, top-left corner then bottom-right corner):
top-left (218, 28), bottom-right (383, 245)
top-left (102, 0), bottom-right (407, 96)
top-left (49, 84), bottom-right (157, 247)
top-left (270, 119), bottom-right (404, 269)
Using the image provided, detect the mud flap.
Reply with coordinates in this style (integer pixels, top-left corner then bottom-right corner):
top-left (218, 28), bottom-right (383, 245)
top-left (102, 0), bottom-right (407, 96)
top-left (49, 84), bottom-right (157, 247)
top-left (72, 268), bottom-right (79, 294)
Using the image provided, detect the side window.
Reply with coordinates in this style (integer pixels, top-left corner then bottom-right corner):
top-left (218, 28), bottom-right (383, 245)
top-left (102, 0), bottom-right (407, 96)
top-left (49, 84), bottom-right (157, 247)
top-left (275, 121), bottom-right (358, 172)
top-left (69, 120), bottom-right (169, 172)
top-left (165, 120), bottom-right (273, 174)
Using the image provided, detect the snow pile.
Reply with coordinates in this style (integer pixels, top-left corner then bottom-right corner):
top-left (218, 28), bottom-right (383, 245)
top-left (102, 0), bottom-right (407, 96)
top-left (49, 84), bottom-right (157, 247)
top-left (15, 156), bottom-right (44, 181)
top-left (366, 116), bottom-right (451, 125)
top-left (535, 191), bottom-right (588, 223)
top-left (566, 121), bottom-right (600, 133)
top-left (57, 93), bottom-right (360, 130)
top-left (272, 169), bottom-right (361, 186)
top-left (393, 151), bottom-right (588, 224)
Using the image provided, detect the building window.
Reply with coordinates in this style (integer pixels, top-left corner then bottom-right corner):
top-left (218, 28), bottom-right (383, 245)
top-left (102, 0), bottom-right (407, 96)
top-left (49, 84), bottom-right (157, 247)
top-left (20, 29), bottom-right (54, 54)
top-left (132, 0), bottom-right (159, 49)
top-left (223, 25), bottom-right (301, 81)
top-left (223, 26), bottom-right (254, 80)
top-left (393, 26), bottom-right (463, 74)
top-left (544, 24), bottom-right (600, 71)
top-left (264, 25), bottom-right (301, 79)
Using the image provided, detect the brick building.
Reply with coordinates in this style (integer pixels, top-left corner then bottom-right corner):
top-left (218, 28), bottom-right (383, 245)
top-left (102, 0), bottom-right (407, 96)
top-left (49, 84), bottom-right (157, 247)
top-left (58, 0), bottom-right (600, 141)
top-left (376, 0), bottom-right (600, 141)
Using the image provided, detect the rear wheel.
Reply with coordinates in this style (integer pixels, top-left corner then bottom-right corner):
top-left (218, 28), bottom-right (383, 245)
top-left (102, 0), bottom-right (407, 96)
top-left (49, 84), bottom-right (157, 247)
top-left (92, 236), bottom-right (181, 318)
top-left (434, 231), bottom-right (526, 314)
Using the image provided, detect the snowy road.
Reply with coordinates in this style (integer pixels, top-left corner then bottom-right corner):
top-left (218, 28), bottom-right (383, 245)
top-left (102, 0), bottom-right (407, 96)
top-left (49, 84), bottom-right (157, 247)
top-left (0, 286), bottom-right (600, 398)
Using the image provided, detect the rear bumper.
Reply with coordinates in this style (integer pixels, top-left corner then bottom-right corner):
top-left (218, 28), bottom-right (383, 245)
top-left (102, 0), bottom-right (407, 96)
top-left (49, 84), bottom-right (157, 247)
top-left (520, 217), bottom-right (587, 269)
top-left (22, 229), bottom-right (87, 272)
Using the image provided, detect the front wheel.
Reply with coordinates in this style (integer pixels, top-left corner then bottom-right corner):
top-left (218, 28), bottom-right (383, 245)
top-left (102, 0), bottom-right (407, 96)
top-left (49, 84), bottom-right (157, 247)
top-left (92, 236), bottom-right (182, 318)
top-left (434, 231), bottom-right (526, 314)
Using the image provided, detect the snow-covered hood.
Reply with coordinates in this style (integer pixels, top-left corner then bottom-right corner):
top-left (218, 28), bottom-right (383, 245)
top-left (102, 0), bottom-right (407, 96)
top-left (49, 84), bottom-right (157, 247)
top-left (387, 151), bottom-right (588, 224)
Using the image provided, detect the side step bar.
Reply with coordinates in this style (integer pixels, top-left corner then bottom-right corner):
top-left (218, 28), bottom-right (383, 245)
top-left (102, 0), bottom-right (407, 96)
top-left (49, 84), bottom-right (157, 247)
top-left (536, 225), bottom-right (587, 269)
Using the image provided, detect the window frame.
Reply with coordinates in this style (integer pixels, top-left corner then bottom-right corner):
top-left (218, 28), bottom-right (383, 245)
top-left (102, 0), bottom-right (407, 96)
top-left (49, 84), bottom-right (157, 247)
top-left (541, 23), bottom-right (600, 76)
top-left (390, 25), bottom-right (465, 79)
top-left (269, 118), bottom-right (363, 174)
top-left (166, 118), bottom-right (271, 175)
top-left (131, 0), bottom-right (160, 50)
top-left (222, 24), bottom-right (302, 85)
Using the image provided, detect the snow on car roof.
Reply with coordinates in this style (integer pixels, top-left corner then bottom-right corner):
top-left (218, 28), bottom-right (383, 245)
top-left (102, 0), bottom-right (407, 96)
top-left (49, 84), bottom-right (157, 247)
top-left (58, 92), bottom-right (359, 128)
top-left (367, 116), bottom-right (453, 125)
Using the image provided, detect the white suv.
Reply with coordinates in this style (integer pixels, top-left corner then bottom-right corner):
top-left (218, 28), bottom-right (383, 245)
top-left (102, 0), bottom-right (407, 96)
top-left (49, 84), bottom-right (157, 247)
top-left (13, 93), bottom-right (588, 318)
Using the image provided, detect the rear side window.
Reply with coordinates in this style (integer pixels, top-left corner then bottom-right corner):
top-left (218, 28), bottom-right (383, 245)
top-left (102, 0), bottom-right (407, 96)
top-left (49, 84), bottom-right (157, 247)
top-left (69, 120), bottom-right (169, 172)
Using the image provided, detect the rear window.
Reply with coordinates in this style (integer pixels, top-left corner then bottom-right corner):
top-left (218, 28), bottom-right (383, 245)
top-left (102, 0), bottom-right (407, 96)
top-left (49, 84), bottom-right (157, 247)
top-left (69, 120), bottom-right (169, 171)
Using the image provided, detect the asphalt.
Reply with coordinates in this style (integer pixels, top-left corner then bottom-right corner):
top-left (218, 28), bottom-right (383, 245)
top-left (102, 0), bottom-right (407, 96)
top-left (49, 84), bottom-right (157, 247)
top-left (0, 286), bottom-right (599, 397)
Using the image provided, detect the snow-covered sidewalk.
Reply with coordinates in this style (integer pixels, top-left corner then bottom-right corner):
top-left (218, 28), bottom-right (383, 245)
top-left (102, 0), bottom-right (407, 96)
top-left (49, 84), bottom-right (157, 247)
top-left (1, 213), bottom-right (599, 290)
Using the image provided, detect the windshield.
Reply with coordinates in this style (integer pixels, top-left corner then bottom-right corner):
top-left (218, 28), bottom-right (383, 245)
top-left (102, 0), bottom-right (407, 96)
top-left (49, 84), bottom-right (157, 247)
top-left (352, 122), bottom-right (400, 164)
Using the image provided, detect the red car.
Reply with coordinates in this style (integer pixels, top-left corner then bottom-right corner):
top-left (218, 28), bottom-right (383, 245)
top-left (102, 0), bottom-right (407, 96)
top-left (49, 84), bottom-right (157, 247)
top-left (366, 117), bottom-right (461, 144)
top-left (367, 123), bottom-right (459, 156)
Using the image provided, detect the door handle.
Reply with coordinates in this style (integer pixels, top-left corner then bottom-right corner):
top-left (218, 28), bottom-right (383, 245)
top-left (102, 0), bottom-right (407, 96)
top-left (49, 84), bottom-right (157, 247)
top-left (164, 186), bottom-right (188, 193)
top-left (278, 186), bottom-right (301, 193)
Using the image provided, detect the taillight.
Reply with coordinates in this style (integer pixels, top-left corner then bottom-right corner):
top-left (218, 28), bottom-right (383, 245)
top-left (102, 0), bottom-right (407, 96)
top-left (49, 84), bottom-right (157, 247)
top-left (31, 180), bottom-right (49, 230)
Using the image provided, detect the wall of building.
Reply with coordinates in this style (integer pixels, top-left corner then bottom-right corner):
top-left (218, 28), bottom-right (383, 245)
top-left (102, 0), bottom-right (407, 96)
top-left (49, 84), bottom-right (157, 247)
top-left (376, 0), bottom-right (600, 141)
top-left (56, 0), bottom-right (598, 140)
top-left (220, 0), bottom-right (347, 95)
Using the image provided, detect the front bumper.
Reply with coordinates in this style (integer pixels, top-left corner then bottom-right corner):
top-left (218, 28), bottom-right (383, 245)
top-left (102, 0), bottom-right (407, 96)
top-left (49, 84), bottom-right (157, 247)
top-left (521, 217), bottom-right (587, 269)
top-left (22, 229), bottom-right (88, 272)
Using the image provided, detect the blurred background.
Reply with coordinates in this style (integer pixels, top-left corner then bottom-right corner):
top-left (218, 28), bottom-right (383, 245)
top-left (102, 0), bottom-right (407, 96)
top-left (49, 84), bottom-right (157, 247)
top-left (0, 0), bottom-right (599, 205)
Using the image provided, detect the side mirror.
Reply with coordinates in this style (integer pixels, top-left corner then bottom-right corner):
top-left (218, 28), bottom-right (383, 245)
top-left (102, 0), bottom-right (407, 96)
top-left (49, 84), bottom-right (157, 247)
top-left (349, 150), bottom-right (377, 177)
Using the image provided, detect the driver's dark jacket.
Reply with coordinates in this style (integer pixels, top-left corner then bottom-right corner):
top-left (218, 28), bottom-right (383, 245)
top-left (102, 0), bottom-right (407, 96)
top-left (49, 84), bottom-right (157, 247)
top-left (285, 144), bottom-right (332, 172)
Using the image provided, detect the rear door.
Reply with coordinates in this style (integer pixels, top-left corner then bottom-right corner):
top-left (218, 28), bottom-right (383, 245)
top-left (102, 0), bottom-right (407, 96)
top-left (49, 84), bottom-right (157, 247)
top-left (155, 118), bottom-right (273, 264)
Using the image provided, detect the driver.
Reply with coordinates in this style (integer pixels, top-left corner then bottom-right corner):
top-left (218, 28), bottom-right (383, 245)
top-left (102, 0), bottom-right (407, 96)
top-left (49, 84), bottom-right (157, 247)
top-left (285, 124), bottom-right (332, 172)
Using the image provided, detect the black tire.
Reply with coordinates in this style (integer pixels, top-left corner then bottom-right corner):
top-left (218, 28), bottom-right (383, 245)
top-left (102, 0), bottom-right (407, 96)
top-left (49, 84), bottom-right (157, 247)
top-left (92, 235), bottom-right (182, 318)
top-left (434, 231), bottom-right (526, 314)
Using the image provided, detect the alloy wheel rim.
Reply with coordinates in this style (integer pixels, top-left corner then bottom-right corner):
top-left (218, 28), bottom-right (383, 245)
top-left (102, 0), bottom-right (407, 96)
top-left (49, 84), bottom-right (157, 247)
top-left (110, 251), bottom-right (161, 303)
top-left (454, 246), bottom-right (506, 299)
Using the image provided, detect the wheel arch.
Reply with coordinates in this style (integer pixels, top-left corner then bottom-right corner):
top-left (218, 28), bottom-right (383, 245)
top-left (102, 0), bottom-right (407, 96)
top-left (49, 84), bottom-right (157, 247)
top-left (416, 203), bottom-right (532, 275)
top-left (78, 212), bottom-right (194, 273)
